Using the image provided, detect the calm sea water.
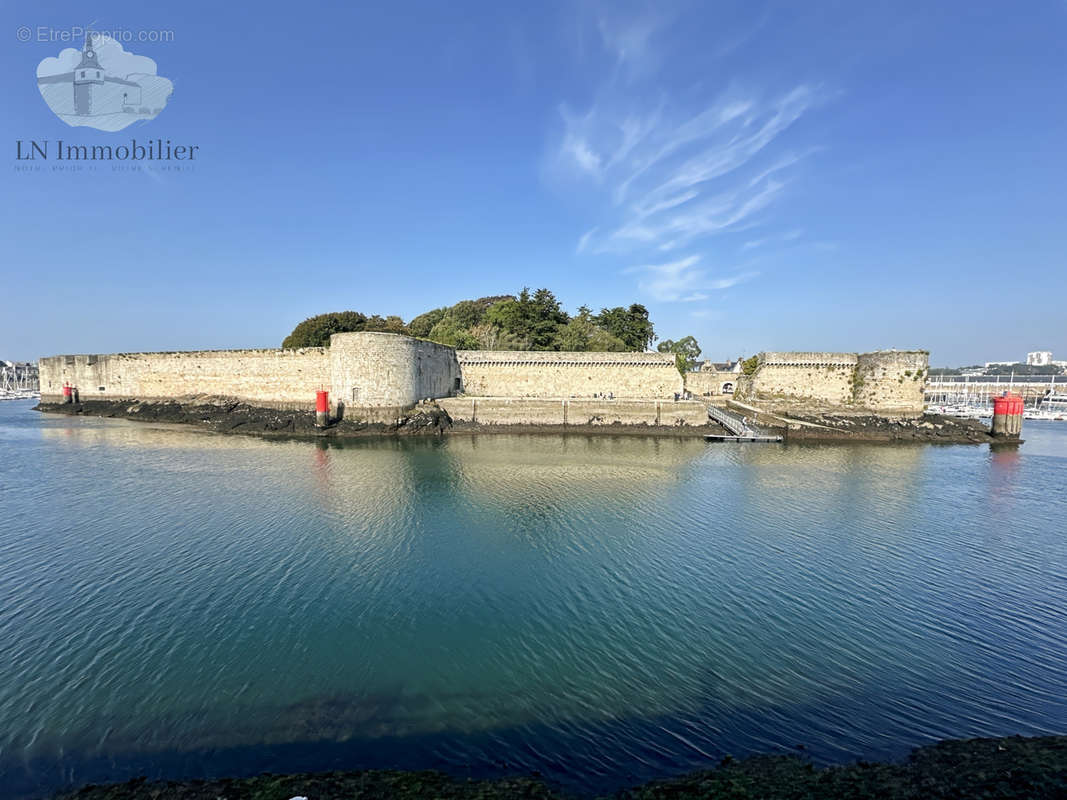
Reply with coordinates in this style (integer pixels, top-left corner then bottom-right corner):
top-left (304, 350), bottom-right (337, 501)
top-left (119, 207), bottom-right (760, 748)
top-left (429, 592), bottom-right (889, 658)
top-left (1, 399), bottom-right (1065, 798)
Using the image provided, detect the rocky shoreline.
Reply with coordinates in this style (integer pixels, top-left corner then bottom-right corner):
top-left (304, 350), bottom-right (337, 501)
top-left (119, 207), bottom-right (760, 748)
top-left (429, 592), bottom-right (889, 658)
top-left (36, 399), bottom-right (1009, 445)
top-left (780, 412), bottom-right (1001, 444)
top-left (35, 399), bottom-right (724, 440)
top-left (36, 399), bottom-right (452, 438)
top-left (49, 734), bottom-right (1067, 799)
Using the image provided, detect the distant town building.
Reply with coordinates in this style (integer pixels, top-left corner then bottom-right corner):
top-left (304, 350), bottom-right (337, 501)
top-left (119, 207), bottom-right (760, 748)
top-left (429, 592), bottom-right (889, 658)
top-left (702, 358), bottom-right (744, 374)
top-left (1027, 351), bottom-right (1053, 366)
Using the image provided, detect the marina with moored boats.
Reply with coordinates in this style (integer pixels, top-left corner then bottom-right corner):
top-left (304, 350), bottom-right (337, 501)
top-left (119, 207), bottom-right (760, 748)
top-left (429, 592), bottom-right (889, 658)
top-left (0, 361), bottom-right (38, 401)
top-left (925, 374), bottom-right (1067, 420)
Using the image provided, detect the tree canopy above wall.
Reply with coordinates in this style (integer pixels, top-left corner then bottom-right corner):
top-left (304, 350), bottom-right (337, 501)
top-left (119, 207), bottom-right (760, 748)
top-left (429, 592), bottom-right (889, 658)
top-left (282, 288), bottom-right (669, 353)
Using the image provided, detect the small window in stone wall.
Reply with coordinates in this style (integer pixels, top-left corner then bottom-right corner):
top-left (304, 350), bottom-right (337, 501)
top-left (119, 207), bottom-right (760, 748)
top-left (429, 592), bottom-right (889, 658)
top-left (351, 387), bottom-right (360, 402)
top-left (98, 386), bottom-right (105, 392)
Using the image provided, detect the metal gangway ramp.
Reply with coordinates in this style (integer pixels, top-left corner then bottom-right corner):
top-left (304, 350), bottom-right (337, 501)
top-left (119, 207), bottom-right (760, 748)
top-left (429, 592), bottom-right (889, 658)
top-left (705, 404), bottom-right (782, 443)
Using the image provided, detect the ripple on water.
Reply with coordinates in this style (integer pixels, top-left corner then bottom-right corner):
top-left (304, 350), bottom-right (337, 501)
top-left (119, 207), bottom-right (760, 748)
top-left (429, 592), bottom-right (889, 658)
top-left (0, 403), bottom-right (1066, 798)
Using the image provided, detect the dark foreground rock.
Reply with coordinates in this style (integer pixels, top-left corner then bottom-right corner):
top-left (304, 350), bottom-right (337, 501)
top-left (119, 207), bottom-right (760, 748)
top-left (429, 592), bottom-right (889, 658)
top-left (36, 399), bottom-right (721, 440)
top-left (781, 413), bottom-right (1002, 444)
top-left (35, 399), bottom-right (453, 438)
top-left (50, 734), bottom-right (1067, 799)
top-left (37, 400), bottom-right (1013, 445)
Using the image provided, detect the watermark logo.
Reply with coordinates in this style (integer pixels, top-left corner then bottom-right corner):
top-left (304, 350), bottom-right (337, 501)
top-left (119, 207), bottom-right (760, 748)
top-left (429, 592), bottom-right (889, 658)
top-left (36, 31), bottom-right (173, 132)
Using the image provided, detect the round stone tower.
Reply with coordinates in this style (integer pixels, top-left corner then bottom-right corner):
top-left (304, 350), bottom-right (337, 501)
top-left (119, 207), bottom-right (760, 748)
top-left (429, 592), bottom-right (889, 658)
top-left (328, 332), bottom-right (460, 421)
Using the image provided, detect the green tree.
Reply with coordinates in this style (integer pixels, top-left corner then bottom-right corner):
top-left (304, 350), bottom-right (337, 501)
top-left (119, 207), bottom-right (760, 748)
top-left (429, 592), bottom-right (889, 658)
top-left (984, 363), bottom-right (1062, 376)
top-left (556, 306), bottom-right (627, 351)
top-left (482, 288), bottom-right (569, 350)
top-left (427, 318), bottom-right (480, 349)
top-left (741, 355), bottom-right (760, 375)
top-left (484, 297), bottom-right (530, 347)
top-left (364, 315), bottom-right (408, 334)
top-left (284, 290), bottom-right (661, 353)
top-left (596, 304), bottom-right (656, 351)
top-left (282, 311), bottom-right (368, 348)
top-left (468, 322), bottom-right (527, 350)
top-left (407, 308), bottom-right (448, 339)
top-left (657, 335), bottom-right (702, 376)
top-left (528, 288), bottom-right (569, 349)
top-left (445, 300), bottom-right (488, 330)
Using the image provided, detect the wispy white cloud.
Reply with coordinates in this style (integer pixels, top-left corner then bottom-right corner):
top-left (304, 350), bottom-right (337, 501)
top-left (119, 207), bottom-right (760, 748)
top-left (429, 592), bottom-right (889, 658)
top-left (560, 117), bottom-right (603, 175)
top-left (557, 85), bottom-right (820, 252)
top-left (551, 6), bottom-right (824, 303)
top-left (624, 254), bottom-right (758, 302)
top-left (576, 226), bottom-right (598, 254)
top-left (710, 10), bottom-right (770, 60)
top-left (741, 227), bottom-right (805, 253)
top-left (595, 6), bottom-right (676, 77)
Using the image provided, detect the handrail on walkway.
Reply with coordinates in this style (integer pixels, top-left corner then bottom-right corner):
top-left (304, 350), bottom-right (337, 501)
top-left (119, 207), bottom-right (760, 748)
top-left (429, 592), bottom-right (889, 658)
top-left (706, 404), bottom-right (757, 436)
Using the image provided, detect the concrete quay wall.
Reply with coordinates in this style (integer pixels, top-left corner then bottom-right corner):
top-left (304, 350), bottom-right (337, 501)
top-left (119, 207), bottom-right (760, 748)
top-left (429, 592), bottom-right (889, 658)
top-left (438, 397), bottom-right (709, 427)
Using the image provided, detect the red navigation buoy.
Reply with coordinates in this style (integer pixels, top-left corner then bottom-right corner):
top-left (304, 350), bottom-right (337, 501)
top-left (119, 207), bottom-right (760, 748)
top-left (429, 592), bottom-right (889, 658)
top-left (315, 390), bottom-right (329, 427)
top-left (62, 383), bottom-right (72, 404)
top-left (991, 392), bottom-right (1023, 437)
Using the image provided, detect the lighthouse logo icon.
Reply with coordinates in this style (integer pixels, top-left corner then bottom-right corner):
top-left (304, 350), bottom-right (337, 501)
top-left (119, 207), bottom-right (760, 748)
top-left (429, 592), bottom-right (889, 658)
top-left (36, 32), bottom-right (174, 132)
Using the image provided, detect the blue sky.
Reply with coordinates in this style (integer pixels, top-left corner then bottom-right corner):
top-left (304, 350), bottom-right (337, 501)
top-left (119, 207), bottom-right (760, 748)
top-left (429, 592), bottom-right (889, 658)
top-left (2, 1), bottom-right (1065, 365)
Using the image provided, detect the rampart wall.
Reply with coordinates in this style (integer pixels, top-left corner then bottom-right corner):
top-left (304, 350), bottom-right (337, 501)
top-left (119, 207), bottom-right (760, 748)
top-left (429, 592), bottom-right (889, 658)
top-left (38, 348), bottom-right (329, 410)
top-left (736, 350), bottom-right (928, 416)
top-left (854, 350), bottom-right (928, 412)
top-left (39, 335), bottom-right (928, 421)
top-left (456, 351), bottom-right (682, 399)
top-left (748, 352), bottom-right (858, 405)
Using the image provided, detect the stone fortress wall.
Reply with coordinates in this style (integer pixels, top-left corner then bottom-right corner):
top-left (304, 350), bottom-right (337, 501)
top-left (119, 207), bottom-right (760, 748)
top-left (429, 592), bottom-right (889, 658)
top-left (39, 335), bottom-right (927, 423)
top-left (330, 332), bottom-right (460, 418)
top-left (38, 348), bottom-right (330, 410)
top-left (685, 370), bottom-right (740, 398)
top-left (456, 351), bottom-right (683, 399)
top-left (853, 350), bottom-right (929, 413)
top-left (734, 350), bottom-right (928, 416)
